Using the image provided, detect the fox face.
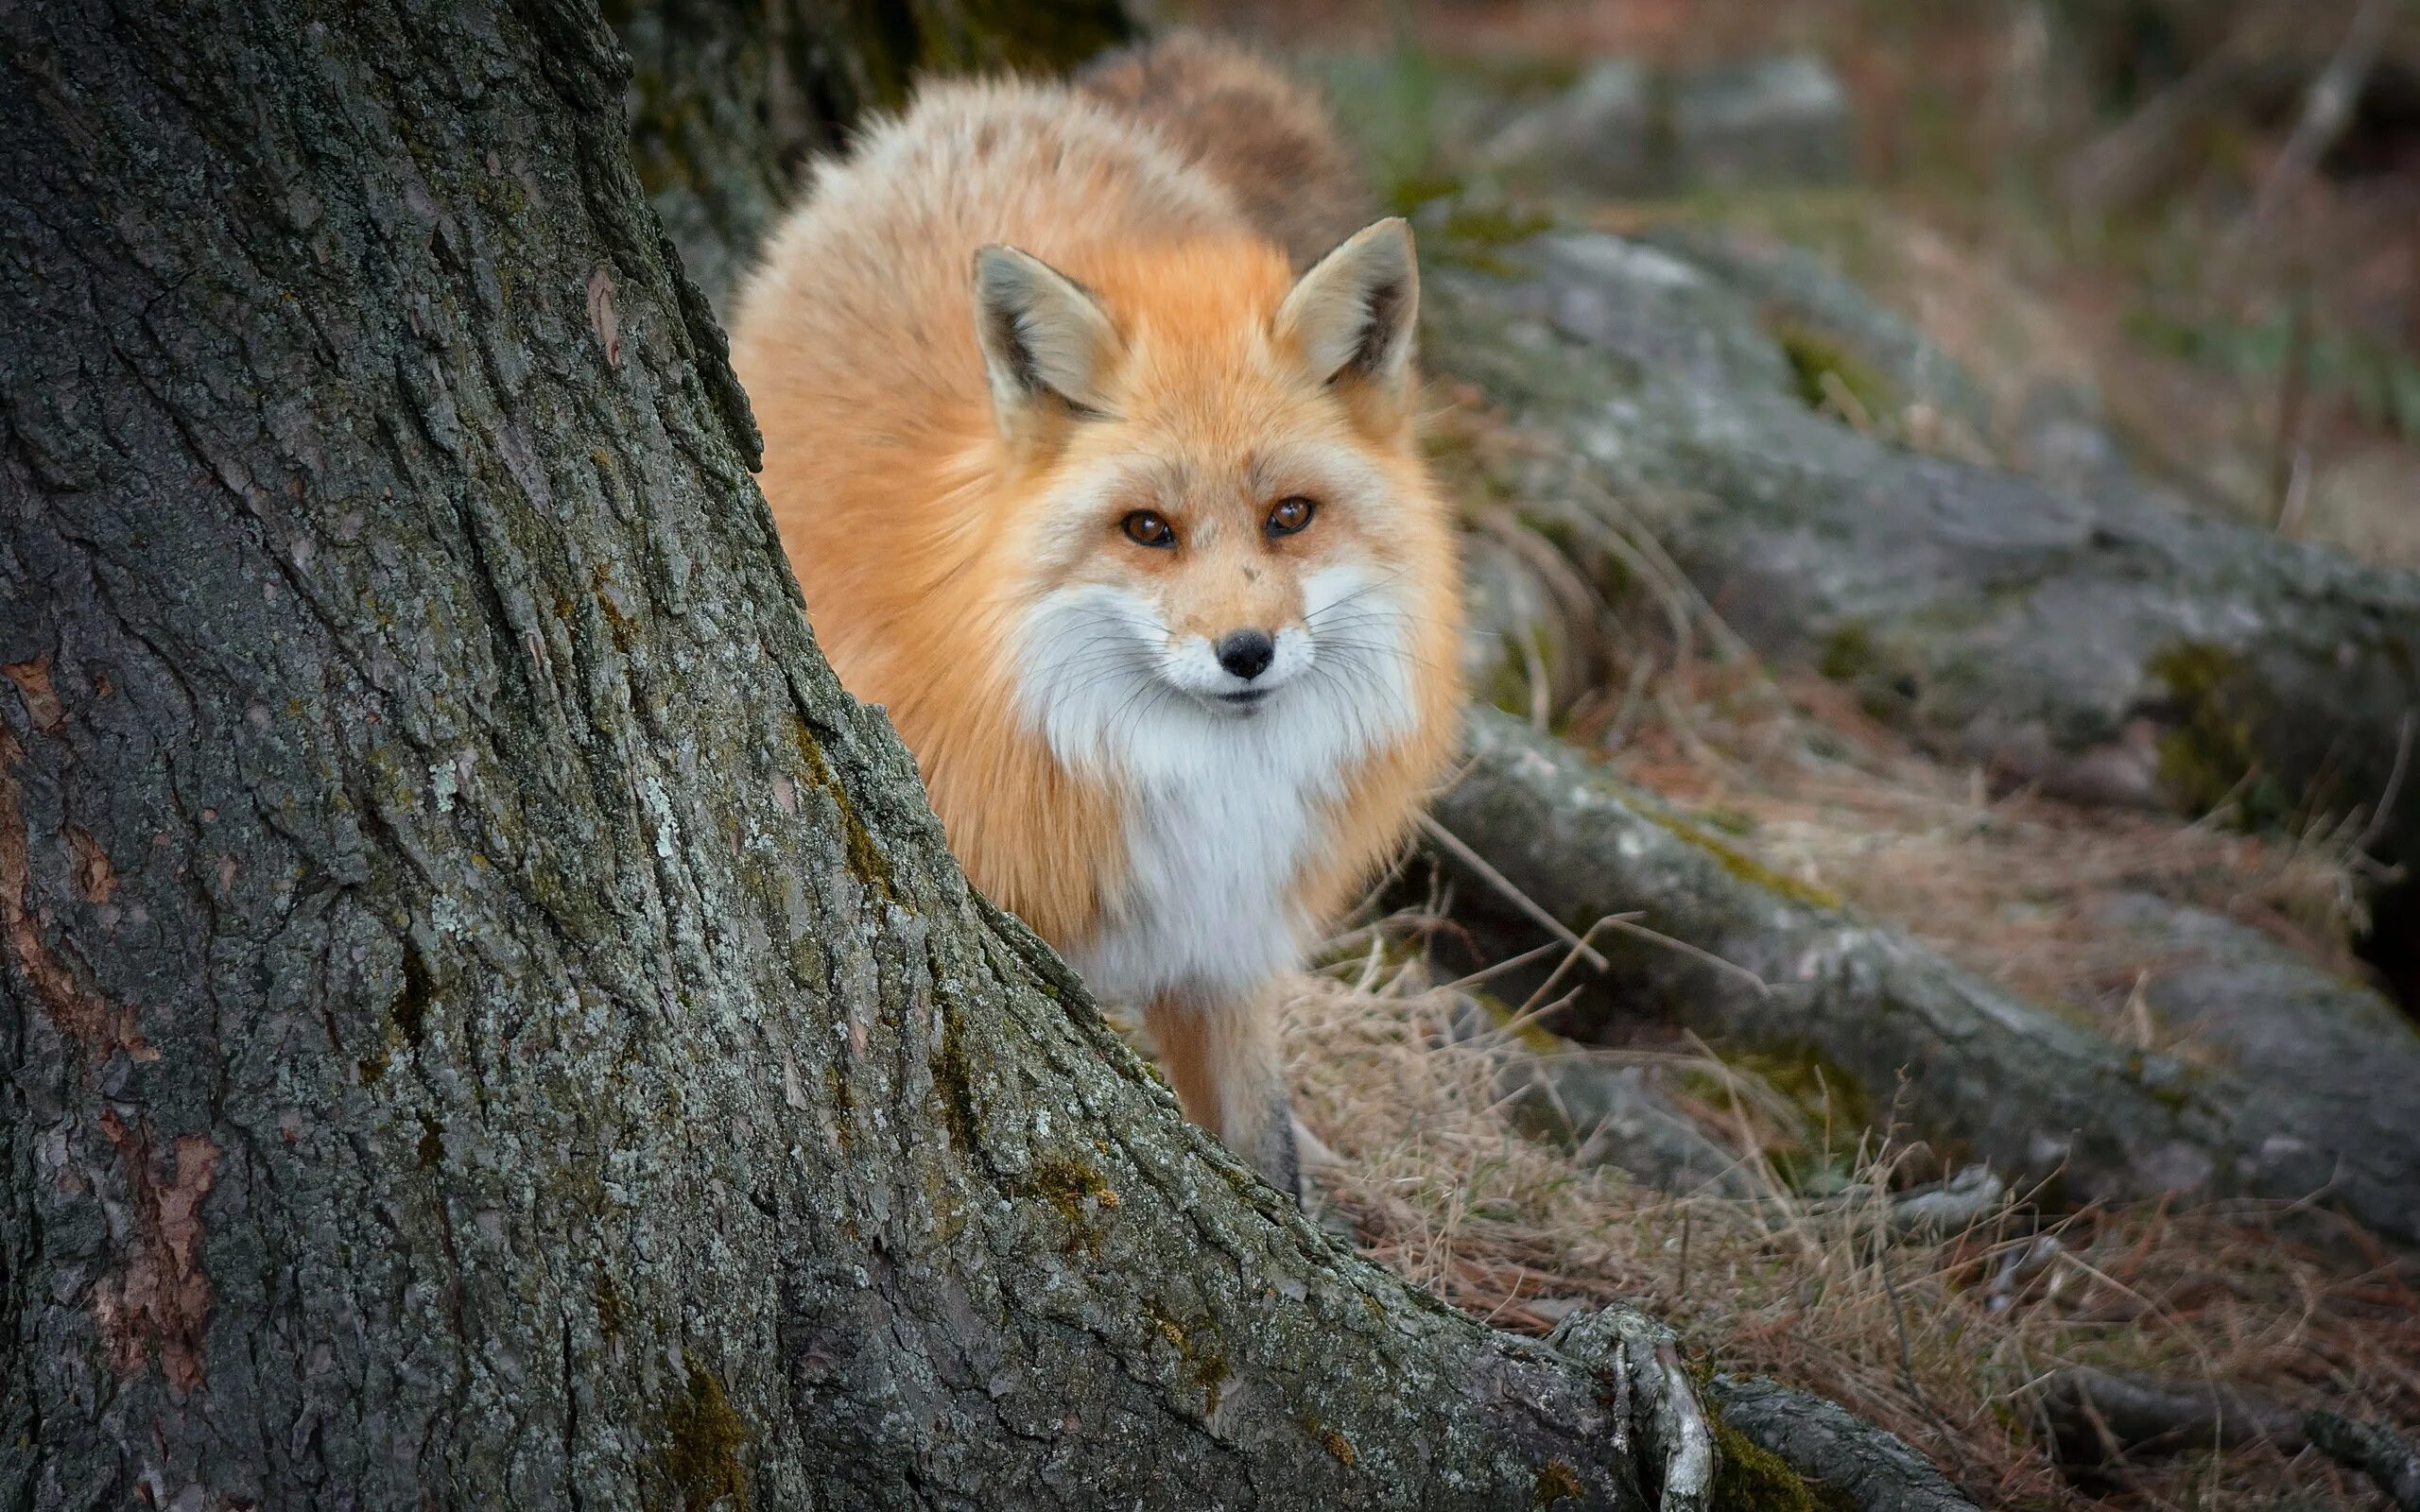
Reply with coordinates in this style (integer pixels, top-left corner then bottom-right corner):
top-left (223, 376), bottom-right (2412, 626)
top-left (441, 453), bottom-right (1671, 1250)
top-left (979, 221), bottom-right (1440, 784)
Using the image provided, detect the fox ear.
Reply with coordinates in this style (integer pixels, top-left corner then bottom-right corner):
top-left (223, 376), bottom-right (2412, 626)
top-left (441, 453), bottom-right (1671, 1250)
top-left (1275, 217), bottom-right (1419, 413)
top-left (973, 245), bottom-right (1119, 437)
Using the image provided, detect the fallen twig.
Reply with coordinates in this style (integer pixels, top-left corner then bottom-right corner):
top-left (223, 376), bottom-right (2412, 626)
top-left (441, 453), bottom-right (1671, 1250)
top-left (1416, 812), bottom-right (1609, 971)
top-left (2247, 0), bottom-right (2403, 238)
top-left (2037, 1367), bottom-right (2306, 1466)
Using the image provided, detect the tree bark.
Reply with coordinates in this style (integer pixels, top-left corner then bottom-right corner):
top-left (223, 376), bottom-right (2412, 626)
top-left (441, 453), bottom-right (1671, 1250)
top-left (0, 2), bottom-right (1706, 1506)
top-left (613, 0), bottom-right (1131, 311)
top-left (1708, 1377), bottom-right (1980, 1512)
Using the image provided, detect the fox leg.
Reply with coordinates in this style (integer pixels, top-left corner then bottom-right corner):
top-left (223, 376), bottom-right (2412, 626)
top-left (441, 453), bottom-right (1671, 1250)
top-left (1143, 990), bottom-right (1301, 1200)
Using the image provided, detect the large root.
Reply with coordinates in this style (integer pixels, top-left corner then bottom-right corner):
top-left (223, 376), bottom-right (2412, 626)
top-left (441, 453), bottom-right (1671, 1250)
top-left (1429, 708), bottom-right (2420, 1244)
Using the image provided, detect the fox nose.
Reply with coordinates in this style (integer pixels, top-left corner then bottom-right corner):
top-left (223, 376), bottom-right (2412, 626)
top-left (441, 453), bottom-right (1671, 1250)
top-left (1216, 629), bottom-right (1275, 681)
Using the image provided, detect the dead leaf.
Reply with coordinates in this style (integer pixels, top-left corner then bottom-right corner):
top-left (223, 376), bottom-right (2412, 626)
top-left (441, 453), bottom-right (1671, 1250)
top-left (587, 266), bottom-right (621, 369)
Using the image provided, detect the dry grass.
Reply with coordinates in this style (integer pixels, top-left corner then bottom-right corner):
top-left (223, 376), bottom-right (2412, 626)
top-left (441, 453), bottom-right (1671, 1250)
top-left (1285, 963), bottom-right (2420, 1510)
top-left (1609, 681), bottom-right (2376, 1045)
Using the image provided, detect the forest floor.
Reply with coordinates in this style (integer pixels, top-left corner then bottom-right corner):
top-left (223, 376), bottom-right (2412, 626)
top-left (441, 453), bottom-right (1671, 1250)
top-left (1169, 0), bottom-right (2420, 1504)
top-left (1288, 649), bottom-right (2414, 1509)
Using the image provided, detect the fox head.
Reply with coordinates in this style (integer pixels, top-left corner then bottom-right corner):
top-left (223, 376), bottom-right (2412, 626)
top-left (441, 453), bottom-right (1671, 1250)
top-left (975, 219), bottom-right (1454, 779)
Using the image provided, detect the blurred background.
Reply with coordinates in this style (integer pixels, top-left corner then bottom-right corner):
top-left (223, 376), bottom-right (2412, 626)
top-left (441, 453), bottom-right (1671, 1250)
top-left (1185, 0), bottom-right (2420, 568)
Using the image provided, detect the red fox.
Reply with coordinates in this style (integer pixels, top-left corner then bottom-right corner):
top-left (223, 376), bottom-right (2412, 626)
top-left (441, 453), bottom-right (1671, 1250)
top-left (729, 36), bottom-right (1463, 1195)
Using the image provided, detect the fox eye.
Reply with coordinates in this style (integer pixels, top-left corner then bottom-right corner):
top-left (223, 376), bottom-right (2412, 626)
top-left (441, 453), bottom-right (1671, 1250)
top-left (1121, 510), bottom-right (1177, 548)
top-left (1266, 496), bottom-right (1317, 537)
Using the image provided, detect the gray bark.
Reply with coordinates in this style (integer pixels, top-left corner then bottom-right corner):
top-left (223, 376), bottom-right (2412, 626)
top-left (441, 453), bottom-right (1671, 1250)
top-left (1443, 996), bottom-right (1757, 1200)
top-left (0, 2), bottom-right (1714, 1506)
top-left (2091, 892), bottom-right (2420, 1140)
top-left (2308, 1409), bottom-right (2420, 1512)
top-left (1432, 709), bottom-right (2420, 1245)
top-left (615, 0), bottom-right (1131, 312)
top-left (1708, 1377), bottom-right (1981, 1512)
top-left (2041, 1370), bottom-right (2420, 1508)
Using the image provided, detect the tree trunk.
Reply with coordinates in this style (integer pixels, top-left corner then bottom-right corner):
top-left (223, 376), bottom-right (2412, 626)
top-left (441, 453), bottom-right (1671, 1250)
top-left (0, 3), bottom-right (1736, 1507)
top-left (613, 0), bottom-right (1132, 311)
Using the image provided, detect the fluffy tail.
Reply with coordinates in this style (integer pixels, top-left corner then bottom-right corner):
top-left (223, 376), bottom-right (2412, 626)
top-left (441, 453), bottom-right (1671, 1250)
top-left (1079, 29), bottom-right (1375, 269)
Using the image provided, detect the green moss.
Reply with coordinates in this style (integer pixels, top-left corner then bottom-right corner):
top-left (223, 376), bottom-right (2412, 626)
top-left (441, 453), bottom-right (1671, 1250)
top-left (1684, 1043), bottom-right (1874, 1193)
top-left (1513, 510), bottom-right (1582, 559)
top-left (1531, 1460), bottom-right (1584, 1505)
top-left (1469, 989), bottom-right (1567, 1055)
top-left (1433, 202), bottom-right (1554, 276)
top-left (594, 1272), bottom-right (628, 1342)
top-left (661, 1361), bottom-right (749, 1512)
top-left (1711, 1418), bottom-right (1850, 1512)
top-left (1729, 1043), bottom-right (1872, 1131)
top-left (1483, 625), bottom-right (1552, 717)
top-left (1829, 652), bottom-right (1923, 724)
top-left (1644, 807), bottom-right (1843, 910)
top-left (395, 937), bottom-right (433, 1045)
top-left (2148, 642), bottom-right (2287, 826)
top-left (1818, 622), bottom-right (1876, 682)
top-left (1387, 172), bottom-right (1464, 216)
top-left (1771, 317), bottom-right (1897, 422)
top-left (789, 717), bottom-right (891, 894)
top-left (1447, 202), bottom-right (1553, 248)
top-left (1028, 1156), bottom-right (1120, 1256)
top-left (1143, 1301), bottom-right (1230, 1418)
top-left (1698, 805), bottom-right (1758, 837)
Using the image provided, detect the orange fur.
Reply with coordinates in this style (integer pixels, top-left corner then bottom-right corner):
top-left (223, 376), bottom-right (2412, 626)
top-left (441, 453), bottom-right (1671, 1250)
top-left (1079, 30), bottom-right (1375, 269)
top-left (730, 55), bottom-right (1462, 1192)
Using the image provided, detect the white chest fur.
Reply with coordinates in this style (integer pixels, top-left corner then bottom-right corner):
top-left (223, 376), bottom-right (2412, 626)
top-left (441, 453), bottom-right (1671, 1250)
top-left (1015, 565), bottom-right (1417, 1006)
top-left (1068, 713), bottom-right (1337, 1004)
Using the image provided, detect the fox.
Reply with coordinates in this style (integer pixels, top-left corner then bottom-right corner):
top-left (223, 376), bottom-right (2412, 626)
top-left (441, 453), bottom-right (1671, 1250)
top-left (728, 35), bottom-right (1464, 1197)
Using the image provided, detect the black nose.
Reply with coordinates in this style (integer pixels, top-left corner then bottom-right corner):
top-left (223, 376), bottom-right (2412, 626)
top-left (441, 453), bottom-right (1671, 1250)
top-left (1216, 629), bottom-right (1275, 681)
